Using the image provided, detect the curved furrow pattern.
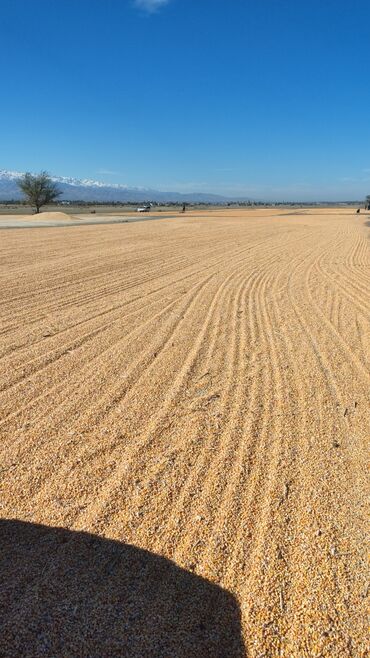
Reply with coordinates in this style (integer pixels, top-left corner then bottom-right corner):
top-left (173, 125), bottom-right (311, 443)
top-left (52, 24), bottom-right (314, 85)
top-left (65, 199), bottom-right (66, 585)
top-left (0, 272), bottom-right (215, 487)
top-left (70, 231), bottom-right (306, 538)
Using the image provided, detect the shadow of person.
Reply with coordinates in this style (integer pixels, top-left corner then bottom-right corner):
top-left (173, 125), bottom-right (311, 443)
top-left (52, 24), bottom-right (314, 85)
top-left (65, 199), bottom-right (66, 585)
top-left (0, 520), bottom-right (245, 658)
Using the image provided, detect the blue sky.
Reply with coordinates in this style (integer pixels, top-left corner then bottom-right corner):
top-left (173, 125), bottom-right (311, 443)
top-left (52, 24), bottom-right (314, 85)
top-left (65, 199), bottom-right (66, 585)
top-left (1, 0), bottom-right (370, 200)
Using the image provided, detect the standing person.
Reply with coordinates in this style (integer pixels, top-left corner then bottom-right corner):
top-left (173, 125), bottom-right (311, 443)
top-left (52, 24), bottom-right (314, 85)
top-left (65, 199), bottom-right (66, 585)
top-left (182, 203), bottom-right (186, 213)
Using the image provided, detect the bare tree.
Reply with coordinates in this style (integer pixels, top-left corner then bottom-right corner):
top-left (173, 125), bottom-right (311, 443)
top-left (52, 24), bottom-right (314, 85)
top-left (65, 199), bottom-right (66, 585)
top-left (17, 171), bottom-right (62, 213)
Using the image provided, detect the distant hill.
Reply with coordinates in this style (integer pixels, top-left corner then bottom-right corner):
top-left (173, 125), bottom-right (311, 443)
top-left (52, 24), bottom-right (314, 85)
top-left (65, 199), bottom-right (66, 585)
top-left (0, 170), bottom-right (232, 204)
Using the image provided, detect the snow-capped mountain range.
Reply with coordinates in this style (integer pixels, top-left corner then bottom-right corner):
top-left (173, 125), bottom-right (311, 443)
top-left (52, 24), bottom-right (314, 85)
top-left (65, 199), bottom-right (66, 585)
top-left (0, 169), bottom-right (231, 203)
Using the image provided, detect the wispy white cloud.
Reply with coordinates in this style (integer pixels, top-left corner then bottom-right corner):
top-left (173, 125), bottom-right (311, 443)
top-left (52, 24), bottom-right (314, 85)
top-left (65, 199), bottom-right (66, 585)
top-left (134, 0), bottom-right (170, 13)
top-left (339, 172), bottom-right (370, 184)
top-left (97, 169), bottom-right (122, 176)
top-left (156, 181), bottom-right (211, 192)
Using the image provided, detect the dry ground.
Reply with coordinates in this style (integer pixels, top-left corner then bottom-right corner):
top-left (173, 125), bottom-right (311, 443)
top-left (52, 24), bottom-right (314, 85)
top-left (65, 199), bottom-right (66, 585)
top-left (0, 208), bottom-right (369, 657)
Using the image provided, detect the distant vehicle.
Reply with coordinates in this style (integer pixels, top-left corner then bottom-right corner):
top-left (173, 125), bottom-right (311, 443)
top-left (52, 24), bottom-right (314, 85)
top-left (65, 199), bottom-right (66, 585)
top-left (137, 205), bottom-right (151, 213)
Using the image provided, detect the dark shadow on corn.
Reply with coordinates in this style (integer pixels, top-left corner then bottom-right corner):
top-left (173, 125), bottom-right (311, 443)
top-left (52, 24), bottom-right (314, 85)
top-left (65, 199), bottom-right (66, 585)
top-left (0, 519), bottom-right (245, 657)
